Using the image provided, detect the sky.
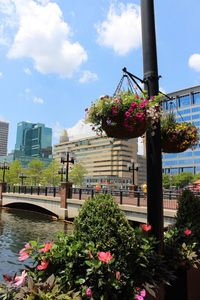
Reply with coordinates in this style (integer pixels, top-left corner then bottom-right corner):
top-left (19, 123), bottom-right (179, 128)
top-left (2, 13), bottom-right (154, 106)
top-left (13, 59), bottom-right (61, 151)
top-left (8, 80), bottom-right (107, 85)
top-left (0, 0), bottom-right (200, 153)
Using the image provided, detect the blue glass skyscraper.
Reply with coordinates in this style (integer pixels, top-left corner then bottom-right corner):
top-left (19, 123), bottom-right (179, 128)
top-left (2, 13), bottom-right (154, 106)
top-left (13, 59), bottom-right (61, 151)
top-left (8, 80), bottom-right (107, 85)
top-left (162, 85), bottom-right (200, 174)
top-left (14, 121), bottom-right (52, 167)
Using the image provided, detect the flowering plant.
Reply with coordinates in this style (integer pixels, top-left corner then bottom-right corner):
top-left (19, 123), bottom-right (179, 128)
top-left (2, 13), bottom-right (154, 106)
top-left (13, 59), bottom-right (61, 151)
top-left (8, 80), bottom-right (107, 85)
top-left (85, 91), bottom-right (162, 139)
top-left (164, 226), bottom-right (200, 271)
top-left (161, 112), bottom-right (198, 153)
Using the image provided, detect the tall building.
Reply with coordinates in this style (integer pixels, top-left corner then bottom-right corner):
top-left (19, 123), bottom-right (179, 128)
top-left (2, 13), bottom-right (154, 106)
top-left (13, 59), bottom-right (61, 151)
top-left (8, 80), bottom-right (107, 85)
top-left (162, 85), bottom-right (200, 174)
top-left (14, 121), bottom-right (52, 167)
top-left (54, 134), bottom-right (146, 189)
top-left (0, 121), bottom-right (9, 156)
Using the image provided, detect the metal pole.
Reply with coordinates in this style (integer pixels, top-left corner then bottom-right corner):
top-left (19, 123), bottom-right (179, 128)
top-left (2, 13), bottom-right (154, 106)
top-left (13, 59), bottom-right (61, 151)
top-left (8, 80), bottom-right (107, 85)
top-left (2, 166), bottom-right (5, 182)
top-left (132, 162), bottom-right (135, 186)
top-left (66, 152), bottom-right (69, 182)
top-left (141, 0), bottom-right (163, 247)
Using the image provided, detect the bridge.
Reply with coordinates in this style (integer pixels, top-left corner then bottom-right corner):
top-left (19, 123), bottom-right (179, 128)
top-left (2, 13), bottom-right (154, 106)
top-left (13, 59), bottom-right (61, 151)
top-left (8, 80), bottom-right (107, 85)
top-left (0, 183), bottom-right (177, 226)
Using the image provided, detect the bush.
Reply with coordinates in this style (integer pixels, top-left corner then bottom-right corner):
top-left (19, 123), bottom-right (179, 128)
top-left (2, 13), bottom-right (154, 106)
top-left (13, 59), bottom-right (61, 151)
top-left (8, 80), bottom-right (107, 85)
top-left (175, 189), bottom-right (200, 248)
top-left (73, 194), bottom-right (135, 255)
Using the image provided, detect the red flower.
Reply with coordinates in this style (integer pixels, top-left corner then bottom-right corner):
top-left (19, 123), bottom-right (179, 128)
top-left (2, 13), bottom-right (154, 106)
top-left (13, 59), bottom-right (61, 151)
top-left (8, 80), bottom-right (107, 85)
top-left (98, 251), bottom-right (113, 263)
top-left (141, 224), bottom-right (152, 232)
top-left (37, 260), bottom-right (49, 270)
top-left (184, 229), bottom-right (192, 236)
top-left (39, 242), bottom-right (53, 253)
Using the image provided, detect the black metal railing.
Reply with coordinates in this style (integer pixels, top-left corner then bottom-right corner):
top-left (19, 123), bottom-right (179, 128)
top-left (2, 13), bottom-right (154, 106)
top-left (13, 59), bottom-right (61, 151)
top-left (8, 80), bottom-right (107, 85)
top-left (5, 185), bottom-right (195, 210)
top-left (6, 185), bottom-right (59, 197)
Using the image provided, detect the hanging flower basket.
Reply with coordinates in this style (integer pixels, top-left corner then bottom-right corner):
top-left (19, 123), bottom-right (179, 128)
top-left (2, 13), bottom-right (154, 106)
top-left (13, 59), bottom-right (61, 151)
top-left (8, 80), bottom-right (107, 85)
top-left (85, 91), bottom-right (161, 139)
top-left (161, 113), bottom-right (199, 153)
top-left (101, 115), bottom-right (147, 139)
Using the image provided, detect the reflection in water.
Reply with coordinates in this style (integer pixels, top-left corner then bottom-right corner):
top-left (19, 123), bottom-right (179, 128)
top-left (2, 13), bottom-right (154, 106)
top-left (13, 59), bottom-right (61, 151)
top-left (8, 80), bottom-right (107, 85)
top-left (0, 208), bottom-right (73, 281)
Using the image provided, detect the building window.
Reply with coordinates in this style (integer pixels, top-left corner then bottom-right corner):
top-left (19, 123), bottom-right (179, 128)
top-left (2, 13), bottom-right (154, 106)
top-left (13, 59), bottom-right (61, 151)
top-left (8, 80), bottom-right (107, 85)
top-left (178, 95), bottom-right (191, 107)
top-left (193, 92), bottom-right (200, 104)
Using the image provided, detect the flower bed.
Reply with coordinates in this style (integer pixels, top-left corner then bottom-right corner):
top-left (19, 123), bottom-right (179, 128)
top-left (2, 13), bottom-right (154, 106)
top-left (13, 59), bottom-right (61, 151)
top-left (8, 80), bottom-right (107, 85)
top-left (85, 91), bottom-right (161, 139)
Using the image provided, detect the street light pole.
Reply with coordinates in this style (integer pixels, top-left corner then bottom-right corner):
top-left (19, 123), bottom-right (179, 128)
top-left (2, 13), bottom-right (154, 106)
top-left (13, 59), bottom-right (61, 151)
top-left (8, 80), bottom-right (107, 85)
top-left (141, 0), bottom-right (163, 246)
top-left (60, 152), bottom-right (74, 182)
top-left (0, 161), bottom-right (9, 183)
top-left (128, 160), bottom-right (139, 186)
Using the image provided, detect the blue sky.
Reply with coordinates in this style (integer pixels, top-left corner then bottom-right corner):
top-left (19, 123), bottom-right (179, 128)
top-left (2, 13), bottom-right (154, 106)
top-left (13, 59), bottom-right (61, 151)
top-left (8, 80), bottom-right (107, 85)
top-left (0, 0), bottom-right (200, 152)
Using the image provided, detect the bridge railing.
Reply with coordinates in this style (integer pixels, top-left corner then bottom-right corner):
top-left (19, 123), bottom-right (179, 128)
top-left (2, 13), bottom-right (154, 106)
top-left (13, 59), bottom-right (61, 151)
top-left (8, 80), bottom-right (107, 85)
top-left (71, 188), bottom-right (180, 210)
top-left (6, 185), bottom-right (60, 197)
top-left (5, 185), bottom-right (185, 210)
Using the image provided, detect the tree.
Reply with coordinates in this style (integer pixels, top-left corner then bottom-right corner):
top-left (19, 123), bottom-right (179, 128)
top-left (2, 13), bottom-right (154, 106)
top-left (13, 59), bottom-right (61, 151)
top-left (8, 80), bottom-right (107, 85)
top-left (6, 160), bottom-right (24, 185)
top-left (163, 174), bottom-right (170, 189)
top-left (173, 172), bottom-right (193, 188)
top-left (27, 159), bottom-right (45, 185)
top-left (69, 163), bottom-right (87, 187)
top-left (41, 159), bottom-right (60, 186)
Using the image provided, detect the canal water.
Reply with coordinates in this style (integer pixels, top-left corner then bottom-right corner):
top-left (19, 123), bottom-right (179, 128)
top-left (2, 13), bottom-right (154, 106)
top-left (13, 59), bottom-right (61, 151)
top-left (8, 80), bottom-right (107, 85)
top-left (0, 208), bottom-right (73, 282)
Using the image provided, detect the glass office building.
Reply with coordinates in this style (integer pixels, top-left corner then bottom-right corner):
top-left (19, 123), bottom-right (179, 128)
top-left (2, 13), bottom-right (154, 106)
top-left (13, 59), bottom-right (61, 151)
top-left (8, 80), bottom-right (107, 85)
top-left (162, 85), bottom-right (200, 174)
top-left (14, 122), bottom-right (52, 167)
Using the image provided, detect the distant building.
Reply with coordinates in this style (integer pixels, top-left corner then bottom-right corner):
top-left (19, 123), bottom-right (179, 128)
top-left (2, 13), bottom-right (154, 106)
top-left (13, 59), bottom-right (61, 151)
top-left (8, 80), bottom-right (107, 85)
top-left (54, 134), bottom-right (146, 189)
top-left (162, 85), bottom-right (200, 174)
top-left (0, 121), bottom-right (9, 156)
top-left (14, 121), bottom-right (52, 167)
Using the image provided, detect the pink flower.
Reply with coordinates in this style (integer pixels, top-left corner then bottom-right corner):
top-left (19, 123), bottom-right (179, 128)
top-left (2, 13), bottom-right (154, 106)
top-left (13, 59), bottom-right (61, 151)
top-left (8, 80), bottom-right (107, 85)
top-left (39, 241), bottom-right (53, 253)
top-left (135, 295), bottom-right (144, 300)
top-left (98, 251), bottom-right (113, 263)
top-left (140, 289), bottom-right (146, 297)
top-left (19, 250), bottom-right (29, 261)
top-left (86, 287), bottom-right (92, 297)
top-left (125, 111), bottom-right (131, 118)
top-left (135, 112), bottom-right (145, 120)
top-left (37, 260), bottom-right (49, 270)
top-left (116, 271), bottom-right (121, 280)
top-left (184, 229), bottom-right (192, 236)
top-left (141, 224), bottom-right (152, 232)
top-left (13, 270), bottom-right (27, 287)
top-left (131, 102), bottom-right (138, 108)
top-left (112, 107), bottom-right (118, 116)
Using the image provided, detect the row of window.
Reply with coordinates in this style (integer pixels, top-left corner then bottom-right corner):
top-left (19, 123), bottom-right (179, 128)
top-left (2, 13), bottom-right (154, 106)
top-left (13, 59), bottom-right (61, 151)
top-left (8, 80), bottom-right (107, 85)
top-left (164, 92), bottom-right (200, 109)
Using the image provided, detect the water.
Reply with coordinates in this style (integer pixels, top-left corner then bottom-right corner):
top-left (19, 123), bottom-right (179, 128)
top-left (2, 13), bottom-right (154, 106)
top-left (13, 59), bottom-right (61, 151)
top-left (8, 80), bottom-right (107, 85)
top-left (0, 208), bottom-right (73, 282)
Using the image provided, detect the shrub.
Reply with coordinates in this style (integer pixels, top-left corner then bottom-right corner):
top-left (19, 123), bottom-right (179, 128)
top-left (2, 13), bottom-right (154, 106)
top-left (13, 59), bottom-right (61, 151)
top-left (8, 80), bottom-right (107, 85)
top-left (73, 194), bottom-right (135, 256)
top-left (175, 189), bottom-right (200, 249)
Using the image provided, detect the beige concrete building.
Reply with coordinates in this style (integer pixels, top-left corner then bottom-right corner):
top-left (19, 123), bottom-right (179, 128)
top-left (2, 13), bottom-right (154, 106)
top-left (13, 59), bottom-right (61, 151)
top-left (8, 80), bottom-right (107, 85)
top-left (54, 134), bottom-right (146, 189)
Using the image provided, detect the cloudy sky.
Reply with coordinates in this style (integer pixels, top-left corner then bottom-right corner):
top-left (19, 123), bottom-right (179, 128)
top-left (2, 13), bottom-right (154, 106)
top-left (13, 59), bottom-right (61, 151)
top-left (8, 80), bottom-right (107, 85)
top-left (0, 0), bottom-right (200, 152)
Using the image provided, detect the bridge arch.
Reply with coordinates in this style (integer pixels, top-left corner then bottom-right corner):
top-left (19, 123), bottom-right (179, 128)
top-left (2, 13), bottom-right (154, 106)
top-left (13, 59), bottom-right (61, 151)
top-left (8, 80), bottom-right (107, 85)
top-left (4, 202), bottom-right (58, 218)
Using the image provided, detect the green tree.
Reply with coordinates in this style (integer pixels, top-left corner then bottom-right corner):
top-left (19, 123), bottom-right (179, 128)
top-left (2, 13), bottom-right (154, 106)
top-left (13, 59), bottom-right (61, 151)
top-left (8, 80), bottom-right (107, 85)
top-left (27, 159), bottom-right (45, 185)
top-left (69, 163), bottom-right (87, 186)
top-left (6, 160), bottom-right (24, 184)
top-left (163, 174), bottom-right (170, 189)
top-left (173, 172), bottom-right (193, 188)
top-left (41, 159), bottom-right (60, 186)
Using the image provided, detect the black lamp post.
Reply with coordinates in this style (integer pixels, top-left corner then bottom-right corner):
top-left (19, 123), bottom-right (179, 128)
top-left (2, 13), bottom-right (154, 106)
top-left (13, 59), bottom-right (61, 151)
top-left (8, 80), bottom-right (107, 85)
top-left (19, 173), bottom-right (27, 186)
top-left (60, 152), bottom-right (75, 182)
top-left (0, 161), bottom-right (9, 182)
top-left (58, 166), bottom-right (66, 182)
top-left (141, 0), bottom-right (163, 247)
top-left (127, 160), bottom-right (139, 186)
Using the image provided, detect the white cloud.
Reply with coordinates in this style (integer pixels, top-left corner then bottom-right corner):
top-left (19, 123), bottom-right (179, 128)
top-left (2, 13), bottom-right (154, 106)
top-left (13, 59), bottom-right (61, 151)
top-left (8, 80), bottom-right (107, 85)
top-left (67, 119), bottom-right (96, 140)
top-left (79, 70), bottom-right (98, 83)
top-left (52, 121), bottom-right (64, 141)
top-left (188, 54), bottom-right (200, 72)
top-left (0, 72), bottom-right (3, 79)
top-left (3, 0), bottom-right (87, 77)
top-left (23, 67), bottom-right (32, 75)
top-left (96, 3), bottom-right (141, 55)
top-left (33, 96), bottom-right (44, 104)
